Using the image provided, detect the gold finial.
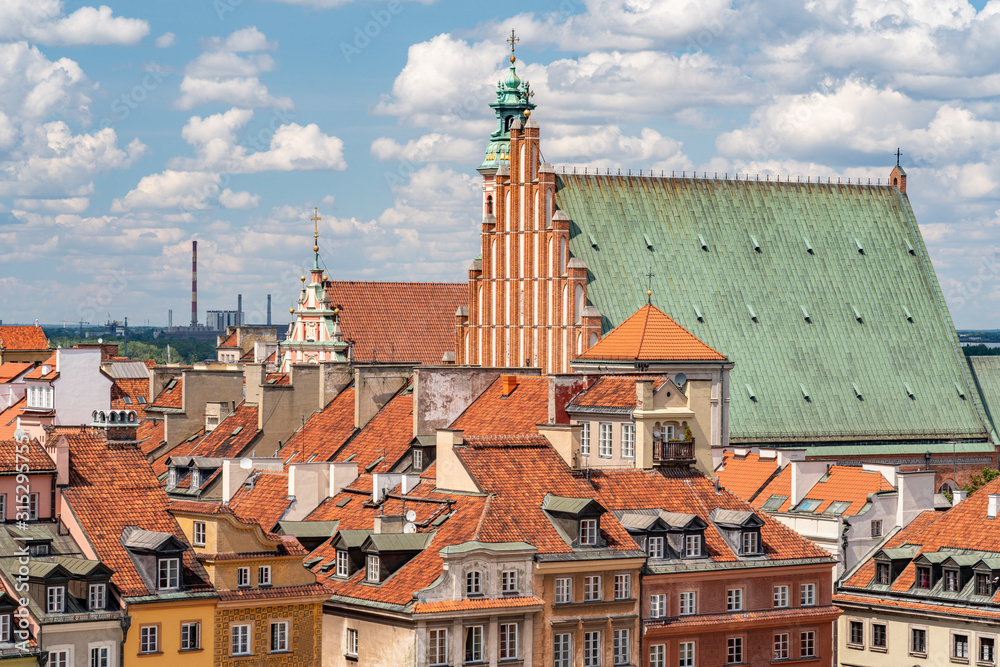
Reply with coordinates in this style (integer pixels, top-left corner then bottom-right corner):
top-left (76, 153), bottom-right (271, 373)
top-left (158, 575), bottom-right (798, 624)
top-left (289, 308), bottom-right (294, 314)
top-left (322, 274), bottom-right (328, 282)
top-left (311, 206), bottom-right (322, 250)
top-left (524, 109), bottom-right (531, 118)
top-left (507, 29), bottom-right (519, 62)
top-left (300, 275), bottom-right (305, 282)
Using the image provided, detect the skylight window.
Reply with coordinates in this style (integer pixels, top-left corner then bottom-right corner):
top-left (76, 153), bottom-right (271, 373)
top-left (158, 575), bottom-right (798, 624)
top-left (796, 499), bottom-right (821, 513)
top-left (823, 501), bottom-right (851, 516)
top-left (761, 495), bottom-right (787, 511)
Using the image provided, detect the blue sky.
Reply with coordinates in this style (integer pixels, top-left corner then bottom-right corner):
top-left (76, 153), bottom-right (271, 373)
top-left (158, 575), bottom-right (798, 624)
top-left (5, 0), bottom-right (1000, 328)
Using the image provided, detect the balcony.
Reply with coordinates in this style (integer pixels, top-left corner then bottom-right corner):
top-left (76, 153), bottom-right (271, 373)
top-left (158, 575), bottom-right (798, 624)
top-left (653, 439), bottom-right (695, 465)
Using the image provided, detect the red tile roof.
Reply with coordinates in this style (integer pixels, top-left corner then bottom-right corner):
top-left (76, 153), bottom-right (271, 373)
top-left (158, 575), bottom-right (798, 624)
top-left (455, 435), bottom-right (638, 554)
top-left (646, 605), bottom-right (842, 629)
top-left (149, 376), bottom-right (183, 410)
top-left (752, 465), bottom-right (791, 508)
top-left (217, 583), bottom-right (329, 601)
top-left (111, 378), bottom-right (150, 419)
top-left (137, 420), bottom-right (165, 456)
top-left (306, 477), bottom-right (446, 526)
top-left (414, 596), bottom-right (544, 614)
top-left (0, 327), bottom-right (47, 351)
top-left (716, 450), bottom-right (783, 503)
top-left (279, 387), bottom-right (356, 464)
top-left (840, 510), bottom-right (943, 590)
top-left (327, 281), bottom-right (465, 364)
top-left (23, 353), bottom-right (57, 380)
top-left (60, 431), bottom-right (211, 597)
top-left (332, 391), bottom-right (412, 473)
top-left (569, 375), bottom-right (668, 410)
top-left (576, 304), bottom-right (726, 362)
top-left (265, 372), bottom-right (289, 385)
top-left (450, 376), bottom-right (549, 435)
top-left (0, 363), bottom-right (32, 383)
top-left (786, 465), bottom-right (893, 515)
top-left (0, 439), bottom-right (55, 472)
top-left (185, 402), bottom-right (260, 459)
top-left (588, 466), bottom-right (832, 562)
top-left (0, 399), bottom-right (27, 440)
top-left (833, 592), bottom-right (1000, 621)
top-left (228, 471), bottom-right (292, 533)
top-left (218, 332), bottom-right (238, 349)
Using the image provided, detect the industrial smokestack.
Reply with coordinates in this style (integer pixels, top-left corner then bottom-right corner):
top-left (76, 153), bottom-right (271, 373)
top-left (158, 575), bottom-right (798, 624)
top-left (168, 309), bottom-right (173, 328)
top-left (191, 241), bottom-right (198, 327)
top-left (237, 294), bottom-right (243, 325)
top-left (267, 294), bottom-right (272, 325)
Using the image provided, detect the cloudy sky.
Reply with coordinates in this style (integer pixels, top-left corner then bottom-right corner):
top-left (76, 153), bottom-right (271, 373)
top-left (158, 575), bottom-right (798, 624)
top-left (3, 0), bottom-right (1000, 328)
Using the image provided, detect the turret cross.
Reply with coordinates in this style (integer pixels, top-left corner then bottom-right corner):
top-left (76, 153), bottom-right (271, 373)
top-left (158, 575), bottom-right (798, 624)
top-left (507, 29), bottom-right (519, 53)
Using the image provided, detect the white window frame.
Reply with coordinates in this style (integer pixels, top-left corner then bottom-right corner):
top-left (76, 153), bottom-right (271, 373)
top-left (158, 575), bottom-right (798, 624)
top-left (555, 577), bottom-right (572, 604)
top-left (871, 519), bottom-right (883, 537)
top-left (46, 585), bottom-right (65, 613)
top-left (741, 530), bottom-right (758, 554)
top-left (679, 640), bottom-right (695, 667)
top-left (599, 422), bottom-right (613, 457)
top-left (270, 621), bottom-right (288, 653)
top-left (88, 583), bottom-right (106, 611)
top-left (345, 628), bottom-right (358, 657)
top-left (466, 570), bottom-right (483, 596)
top-left (429, 628), bottom-right (448, 666)
top-left (28, 493), bottom-right (38, 521)
top-left (910, 625), bottom-right (927, 655)
top-left (980, 635), bottom-right (996, 664)
top-left (801, 630), bottom-right (816, 657)
top-left (774, 632), bottom-right (789, 660)
top-left (584, 631), bottom-right (601, 667)
top-left (650, 593), bottom-right (666, 618)
top-left (584, 575), bottom-right (602, 602)
top-left (89, 644), bottom-right (111, 667)
top-left (614, 573), bottom-right (630, 600)
top-left (501, 569), bottom-right (518, 594)
top-left (647, 535), bottom-right (664, 558)
top-left (0, 494), bottom-right (6, 522)
top-left (48, 649), bottom-right (71, 667)
top-left (237, 566), bottom-right (250, 588)
top-left (649, 643), bottom-right (665, 667)
top-left (727, 636), bottom-right (743, 664)
top-left (366, 554), bottom-right (379, 582)
top-left (580, 518), bottom-right (598, 546)
top-left (554, 633), bottom-right (572, 667)
top-left (953, 632), bottom-right (970, 660)
top-left (412, 448), bottom-right (423, 471)
top-left (0, 614), bottom-right (9, 643)
top-left (231, 623), bottom-right (251, 656)
top-left (465, 625), bottom-right (484, 663)
top-left (727, 587), bottom-right (743, 611)
top-left (336, 550), bottom-right (349, 577)
top-left (499, 623), bottom-right (518, 660)
top-left (158, 558), bottom-right (179, 590)
top-left (258, 565), bottom-right (271, 587)
top-left (679, 590), bottom-right (696, 616)
top-left (773, 584), bottom-right (789, 608)
top-left (140, 625), bottom-right (158, 654)
top-left (192, 521), bottom-right (206, 547)
top-left (613, 628), bottom-right (629, 665)
top-left (800, 582), bottom-right (816, 606)
top-left (621, 423), bottom-right (634, 459)
top-left (181, 622), bottom-right (200, 651)
top-left (684, 533), bottom-right (701, 557)
top-left (580, 422), bottom-right (590, 456)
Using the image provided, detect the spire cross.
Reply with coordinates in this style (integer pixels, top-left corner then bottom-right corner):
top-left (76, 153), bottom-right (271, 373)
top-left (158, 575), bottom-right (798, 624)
top-left (645, 268), bottom-right (655, 305)
top-left (311, 207), bottom-right (321, 243)
top-left (895, 147), bottom-right (902, 167)
top-left (507, 29), bottom-right (519, 53)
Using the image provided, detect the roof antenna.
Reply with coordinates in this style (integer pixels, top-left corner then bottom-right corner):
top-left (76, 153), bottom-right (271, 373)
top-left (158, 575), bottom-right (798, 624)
top-left (645, 268), bottom-right (655, 305)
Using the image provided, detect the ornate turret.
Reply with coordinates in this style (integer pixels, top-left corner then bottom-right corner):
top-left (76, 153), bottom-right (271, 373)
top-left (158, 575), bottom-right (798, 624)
top-left (279, 208), bottom-right (350, 370)
top-left (478, 30), bottom-right (536, 173)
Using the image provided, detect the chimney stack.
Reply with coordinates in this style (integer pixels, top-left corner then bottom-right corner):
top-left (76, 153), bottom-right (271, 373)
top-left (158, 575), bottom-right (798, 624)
top-left (191, 240), bottom-right (198, 327)
top-left (952, 489), bottom-right (967, 507)
top-left (267, 294), bottom-right (272, 325)
top-left (168, 309), bottom-right (173, 328)
top-left (989, 494), bottom-right (999, 519)
top-left (501, 375), bottom-right (518, 397)
top-left (237, 294), bottom-right (243, 325)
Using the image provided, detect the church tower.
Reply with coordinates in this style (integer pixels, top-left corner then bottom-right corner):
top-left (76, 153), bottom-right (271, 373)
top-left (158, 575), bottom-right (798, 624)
top-left (456, 33), bottom-right (602, 373)
top-left (279, 208), bottom-right (350, 370)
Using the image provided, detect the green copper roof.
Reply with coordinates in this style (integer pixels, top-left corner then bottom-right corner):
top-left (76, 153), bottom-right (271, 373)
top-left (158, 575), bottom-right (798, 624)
top-left (557, 175), bottom-right (990, 445)
top-left (969, 356), bottom-right (1000, 435)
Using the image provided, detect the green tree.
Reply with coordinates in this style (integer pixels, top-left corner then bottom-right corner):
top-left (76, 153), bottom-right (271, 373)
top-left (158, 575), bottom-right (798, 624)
top-left (963, 468), bottom-right (1000, 495)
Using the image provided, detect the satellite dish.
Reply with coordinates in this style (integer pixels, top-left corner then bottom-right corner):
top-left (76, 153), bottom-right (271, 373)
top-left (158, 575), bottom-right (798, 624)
top-left (12, 428), bottom-right (28, 444)
top-left (403, 522), bottom-right (417, 534)
top-left (674, 372), bottom-right (687, 387)
top-left (97, 338), bottom-right (103, 344)
top-left (239, 458), bottom-right (253, 470)
top-left (405, 510), bottom-right (416, 522)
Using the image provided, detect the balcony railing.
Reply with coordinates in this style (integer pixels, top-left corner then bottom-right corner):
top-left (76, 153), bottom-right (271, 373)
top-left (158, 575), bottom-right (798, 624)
top-left (653, 439), bottom-right (695, 464)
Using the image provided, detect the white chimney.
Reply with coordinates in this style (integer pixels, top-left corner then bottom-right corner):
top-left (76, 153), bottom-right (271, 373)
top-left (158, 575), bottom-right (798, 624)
top-left (952, 489), bottom-right (967, 507)
top-left (989, 494), bottom-right (1000, 519)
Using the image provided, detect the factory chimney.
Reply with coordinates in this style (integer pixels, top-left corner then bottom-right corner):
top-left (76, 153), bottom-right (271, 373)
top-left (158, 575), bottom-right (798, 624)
top-left (237, 294), bottom-right (243, 325)
top-left (168, 309), bottom-right (173, 328)
top-left (267, 294), bottom-right (272, 325)
top-left (191, 241), bottom-right (198, 327)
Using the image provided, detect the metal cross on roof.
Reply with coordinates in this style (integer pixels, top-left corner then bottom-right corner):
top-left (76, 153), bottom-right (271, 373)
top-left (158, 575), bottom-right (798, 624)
top-left (895, 148), bottom-right (902, 167)
top-left (646, 268), bottom-right (655, 304)
top-left (507, 29), bottom-right (519, 53)
top-left (311, 206), bottom-right (321, 241)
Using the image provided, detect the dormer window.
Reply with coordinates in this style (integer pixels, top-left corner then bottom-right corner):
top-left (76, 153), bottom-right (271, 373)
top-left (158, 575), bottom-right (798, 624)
top-left (684, 533), bottom-right (702, 558)
top-left (336, 550), bottom-right (349, 577)
top-left (88, 583), bottom-right (106, 610)
top-left (466, 570), bottom-right (483, 597)
top-left (413, 448), bottom-right (423, 472)
top-left (168, 467), bottom-right (177, 488)
top-left (190, 468), bottom-right (200, 488)
top-left (916, 566), bottom-right (931, 589)
top-left (646, 536), bottom-right (664, 558)
top-left (977, 572), bottom-right (993, 596)
top-left (580, 519), bottom-right (598, 546)
top-left (944, 568), bottom-right (960, 592)
top-left (366, 555), bottom-right (380, 582)
top-left (158, 558), bottom-right (180, 590)
top-left (46, 585), bottom-right (64, 613)
top-left (876, 563), bottom-right (891, 585)
top-left (740, 530), bottom-right (759, 555)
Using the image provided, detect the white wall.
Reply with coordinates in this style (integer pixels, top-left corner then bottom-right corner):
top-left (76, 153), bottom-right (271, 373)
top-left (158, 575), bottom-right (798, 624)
top-left (53, 348), bottom-right (111, 425)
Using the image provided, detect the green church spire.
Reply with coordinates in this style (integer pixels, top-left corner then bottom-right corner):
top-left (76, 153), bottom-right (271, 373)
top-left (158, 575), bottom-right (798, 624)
top-left (478, 30), bottom-right (536, 172)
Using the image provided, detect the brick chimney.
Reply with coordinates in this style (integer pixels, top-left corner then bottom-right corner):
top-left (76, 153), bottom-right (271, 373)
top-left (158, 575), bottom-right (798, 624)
top-left (501, 375), bottom-right (518, 397)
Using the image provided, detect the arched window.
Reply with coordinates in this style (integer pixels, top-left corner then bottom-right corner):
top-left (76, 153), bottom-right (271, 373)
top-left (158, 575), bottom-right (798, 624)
top-left (486, 195), bottom-right (493, 215)
top-left (574, 284), bottom-right (584, 324)
top-left (589, 333), bottom-right (599, 348)
top-left (560, 237), bottom-right (567, 275)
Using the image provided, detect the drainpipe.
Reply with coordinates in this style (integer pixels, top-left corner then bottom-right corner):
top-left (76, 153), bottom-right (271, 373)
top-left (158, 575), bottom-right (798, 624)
top-left (120, 611), bottom-right (131, 667)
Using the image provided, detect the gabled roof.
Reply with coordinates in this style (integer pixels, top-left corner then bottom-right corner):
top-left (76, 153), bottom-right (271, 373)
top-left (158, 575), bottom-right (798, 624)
top-left (326, 281), bottom-right (466, 364)
top-left (184, 402), bottom-right (260, 459)
top-left (228, 470), bottom-right (292, 533)
top-left (758, 465), bottom-right (893, 515)
top-left (567, 375), bottom-right (668, 411)
top-left (24, 353), bottom-right (57, 380)
top-left (576, 304), bottom-right (725, 362)
top-left (111, 377), bottom-right (149, 419)
top-left (0, 439), bottom-right (55, 473)
top-left (148, 376), bottom-right (183, 411)
top-left (0, 398), bottom-right (27, 440)
top-left (279, 386), bottom-right (356, 464)
top-left (558, 175), bottom-right (989, 444)
top-left (0, 326), bottom-right (47, 350)
top-left (450, 376), bottom-right (549, 436)
top-left (332, 389), bottom-right (412, 473)
top-left (0, 362), bottom-right (32, 383)
top-left (218, 331), bottom-right (239, 349)
top-left (716, 450), bottom-right (783, 502)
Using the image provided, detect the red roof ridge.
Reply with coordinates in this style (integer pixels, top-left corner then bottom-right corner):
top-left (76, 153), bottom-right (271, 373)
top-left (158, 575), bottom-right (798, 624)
top-left (577, 304), bottom-right (726, 362)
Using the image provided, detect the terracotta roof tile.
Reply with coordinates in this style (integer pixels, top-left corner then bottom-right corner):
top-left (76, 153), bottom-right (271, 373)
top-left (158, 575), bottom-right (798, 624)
top-left (332, 391), bottom-right (412, 473)
top-left (414, 596), bottom-right (544, 614)
top-left (185, 402), bottom-right (260, 459)
top-left (752, 466), bottom-right (791, 509)
top-left (0, 327), bottom-right (47, 351)
top-left (150, 427), bottom-right (206, 477)
top-left (306, 478), bottom-right (446, 526)
top-left (576, 304), bottom-right (725, 362)
top-left (450, 376), bottom-right (549, 436)
top-left (228, 471), bottom-right (292, 532)
top-left (149, 376), bottom-right (183, 410)
top-left (569, 375), bottom-right (668, 410)
top-left (60, 431), bottom-right (211, 597)
top-left (588, 466), bottom-right (832, 562)
top-left (789, 465), bottom-right (893, 515)
top-left (111, 378), bottom-right (149, 419)
top-left (716, 451), bottom-right (783, 502)
top-left (327, 281), bottom-right (465, 364)
top-left (841, 510), bottom-right (943, 588)
top-left (833, 592), bottom-right (1000, 620)
top-left (646, 605), bottom-right (841, 629)
top-left (265, 372), bottom-right (289, 386)
top-left (217, 583), bottom-right (329, 601)
top-left (280, 387), bottom-right (356, 464)
top-left (0, 439), bottom-right (55, 472)
top-left (218, 332), bottom-right (239, 349)
top-left (23, 354), bottom-right (57, 380)
top-left (137, 420), bottom-right (165, 456)
top-left (455, 436), bottom-right (638, 554)
top-left (0, 398), bottom-right (27, 440)
top-left (0, 362), bottom-right (32, 383)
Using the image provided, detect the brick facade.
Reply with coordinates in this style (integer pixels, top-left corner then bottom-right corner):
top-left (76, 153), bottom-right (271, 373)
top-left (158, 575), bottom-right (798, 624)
top-left (213, 601), bottom-right (322, 666)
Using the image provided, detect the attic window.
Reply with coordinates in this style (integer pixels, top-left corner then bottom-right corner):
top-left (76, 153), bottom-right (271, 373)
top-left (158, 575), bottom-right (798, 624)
top-left (803, 236), bottom-right (814, 254)
top-left (123, 396), bottom-right (132, 405)
top-left (905, 383), bottom-right (915, 399)
top-left (823, 501), bottom-right (851, 516)
top-left (336, 497), bottom-right (351, 508)
top-left (166, 380), bottom-right (177, 390)
top-left (749, 233), bottom-right (761, 252)
top-left (761, 495), bottom-right (787, 511)
top-left (643, 233), bottom-right (653, 250)
top-left (137, 396), bottom-right (147, 404)
top-left (800, 305), bottom-right (811, 323)
top-left (366, 554), bottom-right (380, 582)
top-left (799, 384), bottom-right (811, 402)
top-left (579, 519), bottom-right (598, 546)
top-left (745, 384), bottom-right (757, 402)
top-left (796, 499), bottom-right (821, 513)
top-left (698, 234), bottom-right (708, 251)
top-left (740, 530), bottom-right (760, 555)
top-left (683, 532), bottom-right (703, 558)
